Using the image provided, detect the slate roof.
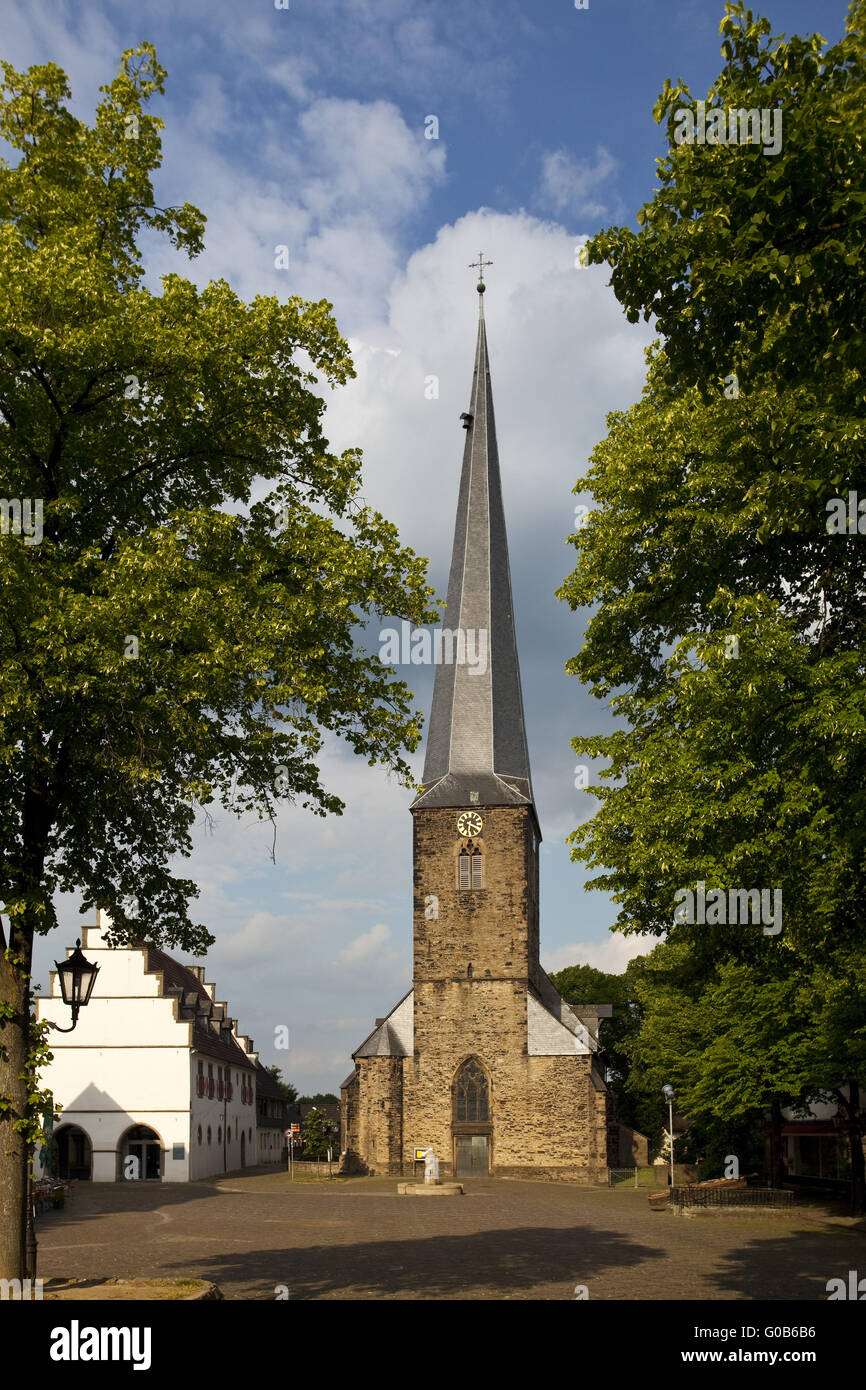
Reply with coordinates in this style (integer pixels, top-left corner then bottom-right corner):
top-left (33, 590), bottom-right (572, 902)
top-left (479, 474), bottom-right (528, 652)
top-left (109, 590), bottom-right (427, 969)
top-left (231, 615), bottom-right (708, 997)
top-left (255, 1058), bottom-right (288, 1099)
top-left (413, 291), bottom-right (535, 814)
top-left (143, 944), bottom-right (255, 1070)
top-left (353, 989), bottom-right (413, 1059)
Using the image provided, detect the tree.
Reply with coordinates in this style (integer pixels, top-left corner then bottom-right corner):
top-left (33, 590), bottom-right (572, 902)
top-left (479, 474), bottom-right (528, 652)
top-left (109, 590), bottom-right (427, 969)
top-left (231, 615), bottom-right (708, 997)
top-left (264, 1067), bottom-right (298, 1103)
top-left (298, 1092), bottom-right (338, 1105)
top-left (0, 46), bottom-right (437, 1278)
top-left (560, 2), bottom-right (866, 1208)
top-left (301, 1108), bottom-right (338, 1160)
top-left (623, 939), bottom-right (816, 1185)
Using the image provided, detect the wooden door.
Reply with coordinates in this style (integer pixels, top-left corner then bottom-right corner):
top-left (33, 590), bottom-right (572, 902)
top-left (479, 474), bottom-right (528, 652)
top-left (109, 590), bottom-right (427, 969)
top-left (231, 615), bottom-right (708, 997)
top-left (455, 1134), bottom-right (489, 1176)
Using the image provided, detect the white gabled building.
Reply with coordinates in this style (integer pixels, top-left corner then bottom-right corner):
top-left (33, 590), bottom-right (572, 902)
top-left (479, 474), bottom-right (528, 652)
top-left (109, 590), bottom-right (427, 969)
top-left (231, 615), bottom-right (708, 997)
top-left (35, 915), bottom-right (259, 1182)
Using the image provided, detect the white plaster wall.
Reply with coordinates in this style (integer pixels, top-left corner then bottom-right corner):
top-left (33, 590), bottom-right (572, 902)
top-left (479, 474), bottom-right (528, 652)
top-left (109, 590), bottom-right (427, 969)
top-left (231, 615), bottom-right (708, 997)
top-left (189, 1056), bottom-right (258, 1179)
top-left (35, 1110), bottom-right (191, 1181)
top-left (34, 922), bottom-right (260, 1183)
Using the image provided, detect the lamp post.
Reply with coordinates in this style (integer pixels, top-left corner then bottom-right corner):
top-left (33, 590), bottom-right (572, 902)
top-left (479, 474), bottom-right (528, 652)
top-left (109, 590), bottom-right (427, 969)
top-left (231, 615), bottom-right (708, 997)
top-left (662, 1084), bottom-right (676, 1190)
top-left (51, 939), bottom-right (100, 1031)
top-left (24, 938), bottom-right (100, 1278)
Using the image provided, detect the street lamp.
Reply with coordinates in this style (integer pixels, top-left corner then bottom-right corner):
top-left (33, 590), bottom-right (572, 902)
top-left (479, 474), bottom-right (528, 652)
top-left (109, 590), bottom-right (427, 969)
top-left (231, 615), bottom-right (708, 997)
top-left (25, 937), bottom-right (100, 1278)
top-left (52, 939), bottom-right (100, 1030)
top-left (662, 1084), bottom-right (676, 1189)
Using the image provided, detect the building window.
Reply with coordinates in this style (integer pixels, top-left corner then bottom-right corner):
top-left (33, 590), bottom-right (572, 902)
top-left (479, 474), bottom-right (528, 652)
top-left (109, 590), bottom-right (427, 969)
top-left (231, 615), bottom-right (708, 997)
top-left (458, 849), bottom-right (483, 890)
top-left (207, 1127), bottom-right (212, 1146)
top-left (454, 1058), bottom-right (489, 1122)
top-left (197, 1125), bottom-right (202, 1145)
top-left (217, 1126), bottom-right (222, 1145)
top-left (227, 1126), bottom-right (231, 1142)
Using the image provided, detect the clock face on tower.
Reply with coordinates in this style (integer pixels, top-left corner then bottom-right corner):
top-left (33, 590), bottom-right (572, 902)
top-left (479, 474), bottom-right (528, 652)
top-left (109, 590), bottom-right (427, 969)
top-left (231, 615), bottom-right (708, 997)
top-left (456, 810), bottom-right (483, 838)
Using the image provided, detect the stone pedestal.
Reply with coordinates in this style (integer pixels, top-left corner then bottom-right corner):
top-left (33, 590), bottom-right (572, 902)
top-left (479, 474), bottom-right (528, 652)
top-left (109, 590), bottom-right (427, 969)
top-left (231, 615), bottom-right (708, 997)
top-left (397, 1181), bottom-right (464, 1196)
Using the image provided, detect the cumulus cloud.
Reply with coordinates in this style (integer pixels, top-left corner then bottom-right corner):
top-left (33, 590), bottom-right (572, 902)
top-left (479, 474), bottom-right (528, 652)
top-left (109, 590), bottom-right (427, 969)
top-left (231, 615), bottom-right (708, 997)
top-left (542, 933), bottom-right (659, 977)
top-left (19, 0), bottom-right (654, 1091)
top-left (537, 146), bottom-right (620, 220)
top-left (334, 921), bottom-right (393, 969)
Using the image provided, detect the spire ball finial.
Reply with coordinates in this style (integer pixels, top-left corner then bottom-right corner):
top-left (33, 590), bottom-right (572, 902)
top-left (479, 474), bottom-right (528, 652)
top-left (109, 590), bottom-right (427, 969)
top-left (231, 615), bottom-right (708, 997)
top-left (469, 252), bottom-right (492, 295)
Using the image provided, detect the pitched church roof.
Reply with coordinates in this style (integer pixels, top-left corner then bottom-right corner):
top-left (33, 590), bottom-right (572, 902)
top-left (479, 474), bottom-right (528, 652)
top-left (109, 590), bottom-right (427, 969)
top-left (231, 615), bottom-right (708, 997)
top-left (412, 283), bottom-right (534, 813)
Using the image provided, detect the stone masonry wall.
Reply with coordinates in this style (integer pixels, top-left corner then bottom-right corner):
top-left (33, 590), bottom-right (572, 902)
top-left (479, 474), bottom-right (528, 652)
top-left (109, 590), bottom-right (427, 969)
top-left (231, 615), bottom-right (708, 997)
top-left (402, 803), bottom-right (609, 1181)
top-left (351, 1055), bottom-right (403, 1175)
top-left (413, 805), bottom-right (539, 987)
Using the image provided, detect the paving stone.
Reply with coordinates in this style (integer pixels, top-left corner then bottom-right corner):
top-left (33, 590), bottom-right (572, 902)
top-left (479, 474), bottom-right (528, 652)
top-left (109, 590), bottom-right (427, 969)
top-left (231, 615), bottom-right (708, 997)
top-left (32, 1171), bottom-right (865, 1301)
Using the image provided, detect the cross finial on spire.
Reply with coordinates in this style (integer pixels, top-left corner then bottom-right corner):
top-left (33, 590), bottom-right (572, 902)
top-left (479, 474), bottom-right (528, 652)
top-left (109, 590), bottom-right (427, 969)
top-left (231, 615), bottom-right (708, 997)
top-left (469, 251), bottom-right (493, 294)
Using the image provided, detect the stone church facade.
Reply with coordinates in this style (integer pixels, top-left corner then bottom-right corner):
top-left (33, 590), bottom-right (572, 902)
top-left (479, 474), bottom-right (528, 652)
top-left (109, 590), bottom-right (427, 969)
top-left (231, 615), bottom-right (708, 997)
top-left (341, 279), bottom-right (635, 1181)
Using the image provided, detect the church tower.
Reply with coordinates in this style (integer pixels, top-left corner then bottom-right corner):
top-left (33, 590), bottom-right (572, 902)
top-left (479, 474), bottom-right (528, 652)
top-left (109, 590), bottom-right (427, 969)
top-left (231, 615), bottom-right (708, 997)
top-left (342, 271), bottom-right (621, 1181)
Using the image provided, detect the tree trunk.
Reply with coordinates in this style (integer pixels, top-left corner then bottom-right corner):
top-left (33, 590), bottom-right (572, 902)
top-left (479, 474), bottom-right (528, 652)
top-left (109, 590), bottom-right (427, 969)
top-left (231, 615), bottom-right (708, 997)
top-left (0, 950), bottom-right (32, 1281)
top-left (0, 776), bottom-right (58, 1278)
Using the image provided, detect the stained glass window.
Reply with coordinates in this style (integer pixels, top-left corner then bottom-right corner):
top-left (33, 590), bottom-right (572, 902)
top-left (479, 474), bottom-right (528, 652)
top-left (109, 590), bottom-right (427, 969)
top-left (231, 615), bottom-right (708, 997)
top-left (454, 1059), bottom-right (489, 1122)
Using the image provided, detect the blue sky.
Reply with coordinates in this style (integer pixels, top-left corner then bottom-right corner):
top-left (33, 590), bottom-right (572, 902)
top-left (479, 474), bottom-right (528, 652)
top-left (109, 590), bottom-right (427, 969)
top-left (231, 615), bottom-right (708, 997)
top-left (7, 0), bottom-right (850, 1091)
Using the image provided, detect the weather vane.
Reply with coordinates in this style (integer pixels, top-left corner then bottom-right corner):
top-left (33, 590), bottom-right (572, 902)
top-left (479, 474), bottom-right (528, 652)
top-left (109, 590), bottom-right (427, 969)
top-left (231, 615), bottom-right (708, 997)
top-left (469, 252), bottom-right (493, 293)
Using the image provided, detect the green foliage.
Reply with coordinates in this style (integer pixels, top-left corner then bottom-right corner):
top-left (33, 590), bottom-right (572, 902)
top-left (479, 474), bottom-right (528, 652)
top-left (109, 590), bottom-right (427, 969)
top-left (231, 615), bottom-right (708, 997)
top-left (301, 1107), bottom-right (337, 1158)
top-left (0, 950), bottom-right (57, 1144)
top-left (264, 1066), bottom-right (298, 1103)
top-left (298, 1092), bottom-right (339, 1105)
top-left (0, 45), bottom-right (438, 957)
top-left (560, 2), bottom-right (866, 1200)
top-left (584, 1), bottom-right (866, 398)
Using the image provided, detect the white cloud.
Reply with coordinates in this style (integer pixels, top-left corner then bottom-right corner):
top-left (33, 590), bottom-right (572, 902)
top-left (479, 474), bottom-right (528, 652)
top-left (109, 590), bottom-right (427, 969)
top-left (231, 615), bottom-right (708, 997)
top-left (141, 94), bottom-right (446, 335)
top-left (537, 146), bottom-right (620, 220)
top-left (15, 2), bottom-right (655, 1091)
top-left (542, 933), bottom-right (659, 976)
top-left (334, 921), bottom-right (393, 968)
top-left (296, 99), bottom-right (445, 225)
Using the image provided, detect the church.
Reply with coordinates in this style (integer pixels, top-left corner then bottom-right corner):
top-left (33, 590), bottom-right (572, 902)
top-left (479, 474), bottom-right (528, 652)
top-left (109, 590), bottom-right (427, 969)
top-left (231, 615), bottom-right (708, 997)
top-left (341, 274), bottom-right (639, 1181)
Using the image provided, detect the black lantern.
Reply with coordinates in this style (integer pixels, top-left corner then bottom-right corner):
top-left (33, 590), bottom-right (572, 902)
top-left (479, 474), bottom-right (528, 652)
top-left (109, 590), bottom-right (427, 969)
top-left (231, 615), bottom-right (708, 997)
top-left (52, 938), bottom-right (99, 1031)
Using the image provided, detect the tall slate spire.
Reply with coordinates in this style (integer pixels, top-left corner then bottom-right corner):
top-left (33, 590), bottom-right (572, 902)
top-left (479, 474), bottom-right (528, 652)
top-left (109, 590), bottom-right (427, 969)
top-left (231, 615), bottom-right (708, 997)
top-left (413, 277), bottom-right (533, 811)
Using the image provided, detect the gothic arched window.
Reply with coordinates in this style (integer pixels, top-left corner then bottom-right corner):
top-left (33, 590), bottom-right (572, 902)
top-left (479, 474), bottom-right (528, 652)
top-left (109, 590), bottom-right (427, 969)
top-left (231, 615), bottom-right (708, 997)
top-left (454, 1058), bottom-right (489, 1122)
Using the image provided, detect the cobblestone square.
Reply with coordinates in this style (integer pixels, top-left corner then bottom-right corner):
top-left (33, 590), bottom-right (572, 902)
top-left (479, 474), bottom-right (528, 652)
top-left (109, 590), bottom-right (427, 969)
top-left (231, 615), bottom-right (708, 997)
top-left (33, 1172), bottom-right (866, 1301)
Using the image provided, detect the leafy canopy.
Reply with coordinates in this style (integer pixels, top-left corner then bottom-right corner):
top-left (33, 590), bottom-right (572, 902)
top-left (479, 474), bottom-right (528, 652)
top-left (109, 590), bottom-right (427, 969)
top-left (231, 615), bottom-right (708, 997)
top-left (0, 45), bottom-right (437, 957)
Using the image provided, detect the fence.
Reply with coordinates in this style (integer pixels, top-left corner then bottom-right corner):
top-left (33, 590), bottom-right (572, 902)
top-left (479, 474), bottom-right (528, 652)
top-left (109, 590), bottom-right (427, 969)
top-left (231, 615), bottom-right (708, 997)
top-left (608, 1167), bottom-right (655, 1188)
top-left (671, 1185), bottom-right (793, 1210)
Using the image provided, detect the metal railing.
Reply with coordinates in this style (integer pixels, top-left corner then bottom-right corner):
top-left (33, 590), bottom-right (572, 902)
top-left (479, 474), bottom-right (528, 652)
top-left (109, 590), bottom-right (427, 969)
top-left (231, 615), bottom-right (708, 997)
top-left (671, 1184), bottom-right (793, 1209)
top-left (608, 1167), bottom-right (655, 1187)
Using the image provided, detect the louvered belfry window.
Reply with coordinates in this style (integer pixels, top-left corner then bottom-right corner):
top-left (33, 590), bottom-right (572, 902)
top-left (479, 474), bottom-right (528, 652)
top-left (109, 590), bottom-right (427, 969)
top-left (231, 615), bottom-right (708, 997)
top-left (454, 1059), bottom-right (489, 1122)
top-left (458, 847), bottom-right (483, 889)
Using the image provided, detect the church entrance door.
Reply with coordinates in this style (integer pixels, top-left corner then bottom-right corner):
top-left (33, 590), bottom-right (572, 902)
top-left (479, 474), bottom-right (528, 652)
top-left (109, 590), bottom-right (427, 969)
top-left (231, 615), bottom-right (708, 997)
top-left (455, 1135), bottom-right (489, 1177)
